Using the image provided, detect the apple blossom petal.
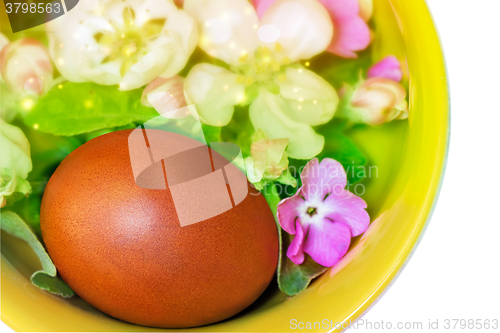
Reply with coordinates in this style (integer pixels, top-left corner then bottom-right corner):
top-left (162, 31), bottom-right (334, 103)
top-left (142, 76), bottom-right (186, 114)
top-left (277, 192), bottom-right (305, 235)
top-left (276, 66), bottom-right (338, 126)
top-left (287, 218), bottom-right (308, 265)
top-left (319, 0), bottom-right (370, 58)
top-left (184, 63), bottom-right (245, 126)
top-left (265, 138), bottom-right (289, 167)
top-left (76, 57), bottom-right (121, 86)
top-left (142, 76), bottom-right (175, 107)
top-left (259, 0), bottom-right (333, 62)
top-left (120, 43), bottom-right (173, 90)
top-left (47, 7), bottom-right (113, 83)
top-left (300, 158), bottom-right (347, 202)
top-left (323, 189), bottom-right (369, 236)
top-left (244, 156), bottom-right (263, 184)
top-left (252, 0), bottom-right (277, 18)
top-left (303, 219), bottom-right (351, 267)
top-left (130, 0), bottom-right (180, 27)
top-left (184, 0), bottom-right (260, 66)
top-left (249, 89), bottom-right (324, 159)
top-left (245, 132), bottom-right (291, 189)
top-left (367, 55), bottom-right (403, 82)
top-left (158, 8), bottom-right (199, 78)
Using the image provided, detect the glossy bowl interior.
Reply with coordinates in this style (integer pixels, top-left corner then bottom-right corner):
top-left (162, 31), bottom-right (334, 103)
top-left (0, 0), bottom-right (449, 331)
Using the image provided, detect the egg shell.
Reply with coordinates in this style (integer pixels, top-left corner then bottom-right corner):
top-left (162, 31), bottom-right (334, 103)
top-left (40, 129), bottom-right (279, 328)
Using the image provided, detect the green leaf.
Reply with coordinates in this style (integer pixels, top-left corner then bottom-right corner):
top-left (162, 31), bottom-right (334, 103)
top-left (262, 183), bottom-right (327, 296)
top-left (312, 49), bottom-right (372, 89)
top-left (277, 241), bottom-right (328, 296)
top-left (8, 180), bottom-right (46, 236)
top-left (286, 119), bottom-right (367, 186)
top-left (316, 121), bottom-right (368, 184)
top-left (240, 83), bottom-right (259, 107)
top-left (15, 121), bottom-right (82, 180)
top-left (201, 123), bottom-right (222, 145)
top-left (220, 106), bottom-right (254, 157)
top-left (276, 168), bottom-right (297, 188)
top-left (261, 183), bottom-right (283, 280)
top-left (25, 83), bottom-right (158, 136)
top-left (179, 47), bottom-right (230, 78)
top-left (83, 122), bottom-right (138, 142)
top-left (1, 211), bottom-right (74, 298)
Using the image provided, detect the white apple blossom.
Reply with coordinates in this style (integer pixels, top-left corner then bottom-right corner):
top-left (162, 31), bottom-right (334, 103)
top-left (183, 0), bottom-right (339, 159)
top-left (46, 0), bottom-right (198, 91)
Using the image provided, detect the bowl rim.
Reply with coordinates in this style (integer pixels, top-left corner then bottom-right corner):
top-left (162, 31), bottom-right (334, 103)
top-left (346, 0), bottom-right (450, 327)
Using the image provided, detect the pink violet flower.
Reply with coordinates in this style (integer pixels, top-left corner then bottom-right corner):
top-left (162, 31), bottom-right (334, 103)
top-left (367, 55), bottom-right (403, 82)
top-left (252, 0), bottom-right (371, 58)
top-left (277, 158), bottom-right (370, 266)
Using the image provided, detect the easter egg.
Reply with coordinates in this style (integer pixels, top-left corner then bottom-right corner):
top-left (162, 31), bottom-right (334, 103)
top-left (40, 129), bottom-right (279, 328)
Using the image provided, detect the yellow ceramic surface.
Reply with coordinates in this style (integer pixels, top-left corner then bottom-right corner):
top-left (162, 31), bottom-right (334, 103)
top-left (0, 0), bottom-right (448, 331)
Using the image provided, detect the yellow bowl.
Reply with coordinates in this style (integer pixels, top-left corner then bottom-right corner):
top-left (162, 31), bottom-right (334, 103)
top-left (1, 0), bottom-right (448, 331)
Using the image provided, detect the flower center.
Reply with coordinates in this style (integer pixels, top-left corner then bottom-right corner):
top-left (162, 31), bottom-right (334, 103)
top-left (233, 44), bottom-right (290, 88)
top-left (306, 207), bottom-right (317, 217)
top-left (93, 7), bottom-right (166, 76)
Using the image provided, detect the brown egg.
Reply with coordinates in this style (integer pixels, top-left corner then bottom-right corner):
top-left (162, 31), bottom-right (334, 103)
top-left (40, 129), bottom-right (279, 328)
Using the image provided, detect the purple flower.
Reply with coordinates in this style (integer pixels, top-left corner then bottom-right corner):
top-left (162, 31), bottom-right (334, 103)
top-left (367, 55), bottom-right (403, 82)
top-left (277, 158), bottom-right (370, 267)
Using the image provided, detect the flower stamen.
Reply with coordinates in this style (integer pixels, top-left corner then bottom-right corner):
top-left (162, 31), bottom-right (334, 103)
top-left (92, 7), bottom-right (166, 76)
top-left (233, 44), bottom-right (290, 86)
top-left (307, 207), bottom-right (317, 216)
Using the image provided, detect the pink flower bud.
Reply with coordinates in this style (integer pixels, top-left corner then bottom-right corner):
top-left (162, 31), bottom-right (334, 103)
top-left (141, 76), bottom-right (187, 116)
top-left (0, 38), bottom-right (53, 96)
top-left (367, 55), bottom-right (403, 82)
top-left (345, 77), bottom-right (408, 126)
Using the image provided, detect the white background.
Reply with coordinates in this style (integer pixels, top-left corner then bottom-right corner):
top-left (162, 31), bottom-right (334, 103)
top-left (1, 0), bottom-right (499, 332)
top-left (353, 0), bottom-right (500, 332)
